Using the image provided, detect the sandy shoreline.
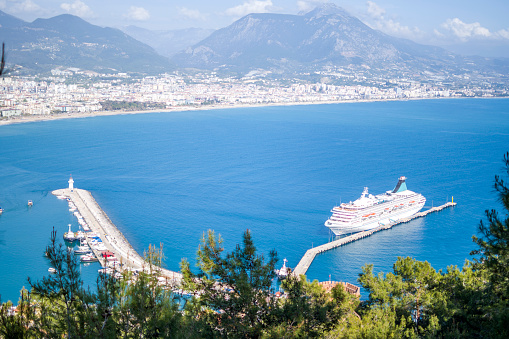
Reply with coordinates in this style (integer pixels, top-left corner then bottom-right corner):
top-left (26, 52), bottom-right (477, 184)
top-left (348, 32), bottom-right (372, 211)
top-left (0, 96), bottom-right (476, 127)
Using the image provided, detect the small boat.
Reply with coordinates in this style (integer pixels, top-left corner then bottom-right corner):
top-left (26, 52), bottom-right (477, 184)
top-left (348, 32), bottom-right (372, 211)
top-left (0, 207), bottom-right (3, 215)
top-left (63, 224), bottom-right (77, 242)
top-left (80, 255), bottom-right (98, 262)
top-left (94, 244), bottom-right (107, 251)
top-left (98, 267), bottom-right (114, 275)
top-left (275, 258), bottom-right (290, 279)
top-left (74, 246), bottom-right (92, 255)
top-left (75, 230), bottom-right (86, 241)
top-left (48, 267), bottom-right (57, 274)
top-left (27, 200), bottom-right (33, 206)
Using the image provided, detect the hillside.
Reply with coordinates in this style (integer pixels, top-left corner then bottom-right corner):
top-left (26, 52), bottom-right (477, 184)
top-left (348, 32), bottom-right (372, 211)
top-left (172, 4), bottom-right (506, 74)
top-left (0, 12), bottom-right (172, 74)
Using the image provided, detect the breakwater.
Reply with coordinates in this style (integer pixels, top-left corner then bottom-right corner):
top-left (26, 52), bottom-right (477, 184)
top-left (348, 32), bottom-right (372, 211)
top-left (292, 202), bottom-right (457, 277)
top-left (52, 188), bottom-right (182, 285)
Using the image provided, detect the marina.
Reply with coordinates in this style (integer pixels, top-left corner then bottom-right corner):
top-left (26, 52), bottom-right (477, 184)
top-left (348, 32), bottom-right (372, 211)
top-left (293, 201), bottom-right (457, 277)
top-left (54, 177), bottom-right (455, 284)
top-left (52, 181), bottom-right (182, 286)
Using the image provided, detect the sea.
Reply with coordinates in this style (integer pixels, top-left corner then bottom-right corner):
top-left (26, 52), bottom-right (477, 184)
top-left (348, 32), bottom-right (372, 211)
top-left (0, 98), bottom-right (508, 302)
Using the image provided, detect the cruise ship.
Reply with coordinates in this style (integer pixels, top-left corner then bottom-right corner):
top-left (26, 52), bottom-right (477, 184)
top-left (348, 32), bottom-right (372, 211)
top-left (324, 176), bottom-right (426, 236)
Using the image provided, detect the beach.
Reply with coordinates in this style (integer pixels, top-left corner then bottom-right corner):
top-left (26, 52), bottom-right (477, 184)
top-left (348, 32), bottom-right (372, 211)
top-left (0, 97), bottom-right (450, 127)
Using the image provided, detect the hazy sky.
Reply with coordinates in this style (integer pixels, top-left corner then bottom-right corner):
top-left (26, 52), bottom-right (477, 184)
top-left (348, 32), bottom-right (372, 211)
top-left (1, 0), bottom-right (508, 57)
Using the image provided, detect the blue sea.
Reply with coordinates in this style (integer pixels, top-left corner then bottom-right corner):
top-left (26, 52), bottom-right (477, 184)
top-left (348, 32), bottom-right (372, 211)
top-left (0, 98), bottom-right (508, 302)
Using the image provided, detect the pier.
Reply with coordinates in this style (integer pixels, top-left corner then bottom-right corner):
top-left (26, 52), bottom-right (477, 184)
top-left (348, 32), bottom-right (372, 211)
top-left (292, 201), bottom-right (457, 277)
top-left (52, 188), bottom-right (182, 285)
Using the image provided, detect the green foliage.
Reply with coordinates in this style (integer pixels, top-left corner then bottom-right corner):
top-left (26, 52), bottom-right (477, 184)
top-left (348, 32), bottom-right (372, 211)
top-left (358, 257), bottom-right (444, 337)
top-left (181, 229), bottom-right (279, 338)
top-left (0, 288), bottom-right (42, 339)
top-left (1, 229), bottom-right (184, 338)
top-left (470, 151), bottom-right (509, 338)
top-left (28, 227), bottom-right (99, 338)
top-left (268, 275), bottom-right (358, 338)
top-left (99, 100), bottom-right (166, 111)
top-left (113, 244), bottom-right (182, 338)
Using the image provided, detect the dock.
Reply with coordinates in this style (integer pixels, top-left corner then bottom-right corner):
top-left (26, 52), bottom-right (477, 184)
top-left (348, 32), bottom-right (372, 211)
top-left (52, 188), bottom-right (182, 285)
top-left (292, 201), bottom-right (457, 277)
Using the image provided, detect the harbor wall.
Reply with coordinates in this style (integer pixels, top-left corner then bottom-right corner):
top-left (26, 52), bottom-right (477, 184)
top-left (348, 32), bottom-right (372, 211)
top-left (52, 188), bottom-right (182, 284)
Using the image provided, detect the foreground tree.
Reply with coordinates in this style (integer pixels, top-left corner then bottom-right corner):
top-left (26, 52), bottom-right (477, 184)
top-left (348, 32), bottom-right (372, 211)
top-left (18, 229), bottom-right (183, 338)
top-left (113, 244), bottom-right (182, 338)
top-left (28, 228), bottom-right (114, 338)
top-left (0, 43), bottom-right (5, 77)
top-left (267, 274), bottom-right (358, 338)
top-left (0, 288), bottom-right (42, 339)
top-left (357, 257), bottom-right (443, 337)
top-left (471, 151), bottom-right (509, 337)
top-left (180, 229), bottom-right (279, 338)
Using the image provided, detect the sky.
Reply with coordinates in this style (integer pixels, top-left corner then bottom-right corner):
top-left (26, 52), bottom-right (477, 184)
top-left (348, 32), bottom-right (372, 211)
top-left (1, 0), bottom-right (508, 57)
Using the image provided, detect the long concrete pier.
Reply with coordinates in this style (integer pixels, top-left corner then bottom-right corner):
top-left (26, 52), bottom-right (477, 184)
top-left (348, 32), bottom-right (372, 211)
top-left (292, 201), bottom-right (457, 277)
top-left (52, 188), bottom-right (182, 285)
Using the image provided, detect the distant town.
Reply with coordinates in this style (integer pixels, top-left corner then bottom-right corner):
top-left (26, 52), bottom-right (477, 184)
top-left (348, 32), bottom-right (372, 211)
top-left (1, 65), bottom-right (508, 118)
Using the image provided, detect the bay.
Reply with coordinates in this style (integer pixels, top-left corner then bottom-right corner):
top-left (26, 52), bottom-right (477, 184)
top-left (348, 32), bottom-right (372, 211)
top-left (0, 98), bottom-right (508, 302)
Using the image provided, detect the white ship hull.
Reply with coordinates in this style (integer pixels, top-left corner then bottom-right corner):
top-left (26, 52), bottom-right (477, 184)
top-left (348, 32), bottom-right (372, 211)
top-left (325, 202), bottom-right (425, 236)
top-left (324, 177), bottom-right (426, 236)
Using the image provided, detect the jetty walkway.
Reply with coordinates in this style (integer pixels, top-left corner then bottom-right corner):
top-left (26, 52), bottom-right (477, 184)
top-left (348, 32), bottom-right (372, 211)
top-left (292, 201), bottom-right (457, 277)
top-left (52, 188), bottom-right (182, 285)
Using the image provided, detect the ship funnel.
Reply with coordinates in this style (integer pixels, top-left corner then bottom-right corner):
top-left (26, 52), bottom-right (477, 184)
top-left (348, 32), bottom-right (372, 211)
top-left (392, 176), bottom-right (408, 193)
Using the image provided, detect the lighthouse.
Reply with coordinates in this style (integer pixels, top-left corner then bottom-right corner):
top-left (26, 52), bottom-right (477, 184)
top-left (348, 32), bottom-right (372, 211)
top-left (68, 175), bottom-right (74, 192)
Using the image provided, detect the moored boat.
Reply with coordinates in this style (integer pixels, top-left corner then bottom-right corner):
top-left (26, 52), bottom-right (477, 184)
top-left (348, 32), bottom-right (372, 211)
top-left (80, 254), bottom-right (99, 262)
top-left (75, 230), bottom-right (86, 241)
top-left (74, 245), bottom-right (92, 255)
top-left (324, 176), bottom-right (426, 236)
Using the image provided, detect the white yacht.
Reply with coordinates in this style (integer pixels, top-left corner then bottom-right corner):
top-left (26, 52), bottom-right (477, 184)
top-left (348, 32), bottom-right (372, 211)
top-left (324, 176), bottom-right (426, 236)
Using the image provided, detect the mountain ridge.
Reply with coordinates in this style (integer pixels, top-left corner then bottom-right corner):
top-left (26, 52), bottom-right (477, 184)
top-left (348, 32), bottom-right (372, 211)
top-left (171, 3), bottom-right (501, 74)
top-left (0, 11), bottom-right (172, 74)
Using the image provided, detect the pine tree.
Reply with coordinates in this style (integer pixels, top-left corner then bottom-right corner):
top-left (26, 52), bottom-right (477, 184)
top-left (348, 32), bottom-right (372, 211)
top-left (180, 229), bottom-right (278, 338)
top-left (471, 151), bottom-right (509, 337)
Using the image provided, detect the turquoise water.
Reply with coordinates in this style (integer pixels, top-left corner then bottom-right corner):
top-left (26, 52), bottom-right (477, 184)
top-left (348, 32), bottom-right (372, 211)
top-left (0, 98), bottom-right (508, 302)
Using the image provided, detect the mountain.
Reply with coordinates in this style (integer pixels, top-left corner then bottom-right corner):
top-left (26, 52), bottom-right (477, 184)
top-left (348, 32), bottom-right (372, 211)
top-left (172, 4), bottom-right (503, 73)
top-left (120, 26), bottom-right (214, 58)
top-left (0, 11), bottom-right (171, 74)
top-left (0, 10), bottom-right (26, 28)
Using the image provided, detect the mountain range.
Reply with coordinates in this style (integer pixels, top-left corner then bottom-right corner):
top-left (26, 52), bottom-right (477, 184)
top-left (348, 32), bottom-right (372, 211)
top-left (172, 4), bottom-right (507, 74)
top-left (0, 10), bottom-right (171, 74)
top-left (0, 5), bottom-right (507, 76)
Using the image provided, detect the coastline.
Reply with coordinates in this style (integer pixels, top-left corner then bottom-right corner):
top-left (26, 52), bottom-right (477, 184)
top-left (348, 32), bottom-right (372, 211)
top-left (0, 96), bottom-right (491, 127)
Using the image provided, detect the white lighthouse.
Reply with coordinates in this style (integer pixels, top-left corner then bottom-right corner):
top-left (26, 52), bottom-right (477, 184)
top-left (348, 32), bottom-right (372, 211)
top-left (68, 175), bottom-right (74, 192)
